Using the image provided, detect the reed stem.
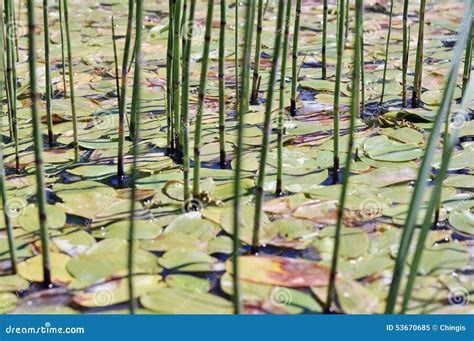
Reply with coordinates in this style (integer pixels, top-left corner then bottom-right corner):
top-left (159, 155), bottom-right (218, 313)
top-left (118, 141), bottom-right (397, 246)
top-left (180, 0), bottom-right (197, 201)
top-left (326, 0), bottom-right (362, 312)
top-left (218, 0), bottom-right (227, 169)
top-left (117, 0), bottom-right (134, 183)
top-left (128, 0), bottom-right (143, 315)
top-left (332, 0), bottom-right (346, 184)
top-left (276, 0), bottom-right (291, 195)
top-left (411, 0), bottom-right (426, 108)
top-left (172, 0), bottom-right (182, 154)
top-left (250, 0), bottom-right (264, 104)
top-left (63, 0), bottom-right (80, 162)
top-left (322, 0), bottom-right (328, 79)
top-left (252, 0), bottom-right (286, 251)
top-left (401, 0), bottom-right (409, 107)
top-left (27, 0), bottom-right (51, 288)
top-left (58, 0), bottom-right (67, 97)
top-left (233, 0), bottom-right (257, 314)
top-left (43, 0), bottom-right (53, 145)
top-left (379, 0), bottom-right (394, 106)
top-left (290, 0), bottom-right (301, 116)
top-left (192, 0), bottom-right (215, 197)
top-left (166, 0), bottom-right (174, 151)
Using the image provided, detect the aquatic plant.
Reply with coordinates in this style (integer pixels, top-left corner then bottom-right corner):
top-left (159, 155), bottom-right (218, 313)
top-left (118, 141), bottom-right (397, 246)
top-left (63, 0), bottom-right (80, 162)
top-left (27, 0), bottom-right (51, 287)
top-left (290, 0), bottom-right (301, 116)
top-left (385, 9), bottom-right (472, 313)
top-left (233, 0), bottom-right (257, 314)
top-left (252, 0), bottom-right (286, 251)
top-left (128, 0), bottom-right (143, 314)
top-left (326, 0), bottom-right (362, 312)
top-left (192, 0), bottom-right (215, 197)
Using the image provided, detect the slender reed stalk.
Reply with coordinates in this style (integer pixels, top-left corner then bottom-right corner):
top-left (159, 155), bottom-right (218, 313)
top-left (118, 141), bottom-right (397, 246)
top-left (322, 0), bottom-right (328, 79)
top-left (326, 0), bottom-right (362, 312)
top-left (128, 0), bottom-right (143, 315)
top-left (4, 0), bottom-right (19, 172)
top-left (192, 0), bottom-right (215, 197)
top-left (462, 27), bottom-right (472, 96)
top-left (58, 0), bottom-right (67, 97)
top-left (218, 0), bottom-right (227, 168)
top-left (172, 0), bottom-right (182, 153)
top-left (276, 0), bottom-right (291, 195)
top-left (252, 0), bottom-right (286, 251)
top-left (111, 16), bottom-right (121, 107)
top-left (180, 0), bottom-right (187, 49)
top-left (385, 10), bottom-right (472, 313)
top-left (379, 0), bottom-right (394, 106)
top-left (411, 0), bottom-right (426, 108)
top-left (233, 0), bottom-right (257, 314)
top-left (166, 0), bottom-right (174, 150)
top-left (360, 4), bottom-right (365, 115)
top-left (400, 77), bottom-right (474, 314)
top-left (117, 0), bottom-right (134, 183)
top-left (332, 0), bottom-right (346, 184)
top-left (63, 0), bottom-right (80, 162)
top-left (344, 0), bottom-right (349, 39)
top-left (0, 26), bottom-right (17, 272)
top-left (250, 0), bottom-right (264, 104)
top-left (401, 0), bottom-right (409, 107)
top-left (43, 0), bottom-right (53, 145)
top-left (180, 0), bottom-right (196, 201)
top-left (290, 0), bottom-right (301, 116)
top-left (234, 0), bottom-right (239, 106)
top-left (0, 136), bottom-right (17, 274)
top-left (27, 0), bottom-right (51, 288)
top-left (9, 0), bottom-right (17, 62)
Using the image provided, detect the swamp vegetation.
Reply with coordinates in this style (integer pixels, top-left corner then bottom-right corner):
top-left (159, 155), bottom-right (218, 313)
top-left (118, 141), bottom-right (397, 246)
top-left (0, 0), bottom-right (473, 314)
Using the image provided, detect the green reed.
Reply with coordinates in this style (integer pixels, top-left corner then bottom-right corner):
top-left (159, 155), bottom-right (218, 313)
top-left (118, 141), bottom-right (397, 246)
top-left (322, 0), bottom-right (328, 79)
top-left (172, 0), bottom-right (182, 152)
top-left (166, 0), bottom-right (174, 150)
top-left (250, 0), bottom-right (264, 104)
top-left (111, 16), bottom-right (121, 110)
top-left (27, 0), bottom-right (51, 287)
top-left (332, 0), bottom-right (346, 184)
top-left (385, 9), bottom-right (472, 313)
top-left (4, 0), bottom-right (19, 172)
top-left (252, 0), bottom-right (286, 251)
top-left (462, 27), bottom-right (472, 96)
top-left (233, 0), bottom-right (257, 314)
top-left (63, 0), bottom-right (80, 162)
top-left (218, 0), bottom-right (227, 168)
top-left (411, 0), bottom-right (426, 108)
top-left (192, 0), bottom-right (215, 197)
top-left (0, 29), bottom-right (17, 273)
top-left (360, 5), bottom-right (365, 114)
top-left (326, 0), bottom-right (362, 312)
top-left (379, 0), bottom-right (394, 106)
top-left (400, 76), bottom-right (473, 314)
top-left (43, 0), bottom-right (53, 145)
top-left (276, 0), bottom-right (292, 195)
top-left (128, 0), bottom-right (143, 315)
top-left (234, 0), bottom-right (239, 106)
top-left (58, 0), bottom-right (67, 97)
top-left (117, 0), bottom-right (134, 183)
top-left (290, 0), bottom-right (301, 116)
top-left (401, 0), bottom-right (409, 107)
top-left (180, 0), bottom-right (196, 200)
